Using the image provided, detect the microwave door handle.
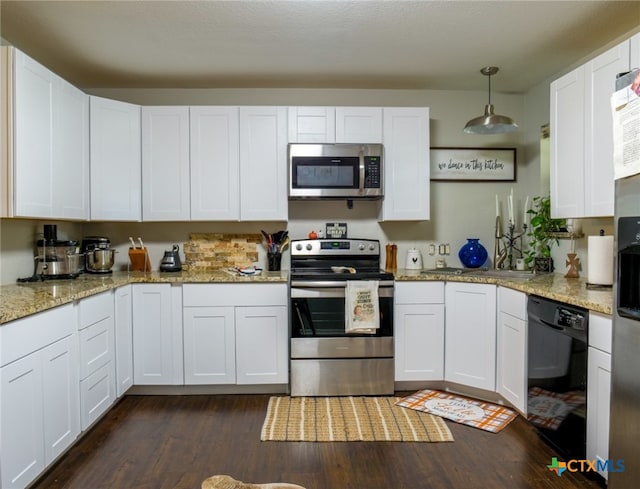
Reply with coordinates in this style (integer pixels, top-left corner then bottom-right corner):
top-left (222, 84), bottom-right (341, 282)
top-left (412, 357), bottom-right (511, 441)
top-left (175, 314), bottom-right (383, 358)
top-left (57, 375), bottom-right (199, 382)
top-left (358, 149), bottom-right (365, 195)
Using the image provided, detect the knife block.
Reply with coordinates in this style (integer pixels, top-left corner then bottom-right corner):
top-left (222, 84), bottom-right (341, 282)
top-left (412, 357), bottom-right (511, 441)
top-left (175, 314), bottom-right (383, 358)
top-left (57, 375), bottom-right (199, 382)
top-left (128, 247), bottom-right (152, 272)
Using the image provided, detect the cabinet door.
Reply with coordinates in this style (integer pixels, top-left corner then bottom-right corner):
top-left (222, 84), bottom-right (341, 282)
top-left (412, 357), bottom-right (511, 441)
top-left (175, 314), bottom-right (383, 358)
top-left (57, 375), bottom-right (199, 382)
top-left (132, 284), bottom-right (182, 384)
top-left (550, 67), bottom-right (585, 218)
top-left (114, 285), bottom-right (133, 397)
top-left (394, 303), bottom-right (444, 381)
top-left (52, 73), bottom-right (89, 220)
top-left (183, 306), bottom-right (236, 384)
top-left (288, 106), bottom-right (335, 142)
top-left (90, 95), bottom-right (141, 221)
top-left (584, 40), bottom-right (629, 217)
top-left (445, 282), bottom-right (497, 390)
top-left (496, 311), bottom-right (527, 413)
top-left (1, 47), bottom-right (11, 218)
top-left (42, 335), bottom-right (80, 464)
top-left (631, 32), bottom-right (640, 69)
top-left (190, 106), bottom-right (240, 220)
top-left (79, 362), bottom-right (115, 431)
top-left (78, 312), bottom-right (114, 380)
top-left (335, 107), bottom-right (382, 143)
top-left (587, 347), bottom-right (611, 479)
top-left (1, 353), bottom-right (45, 489)
top-left (235, 306), bottom-right (288, 384)
top-left (13, 49), bottom-right (54, 218)
top-left (381, 107), bottom-right (430, 221)
top-left (239, 106), bottom-right (288, 221)
top-left (142, 106), bottom-right (190, 221)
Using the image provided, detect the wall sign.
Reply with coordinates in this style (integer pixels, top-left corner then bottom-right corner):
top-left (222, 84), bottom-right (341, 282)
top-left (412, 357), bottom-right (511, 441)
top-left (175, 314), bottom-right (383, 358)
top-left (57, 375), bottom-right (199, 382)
top-left (326, 222), bottom-right (348, 239)
top-left (430, 147), bottom-right (516, 181)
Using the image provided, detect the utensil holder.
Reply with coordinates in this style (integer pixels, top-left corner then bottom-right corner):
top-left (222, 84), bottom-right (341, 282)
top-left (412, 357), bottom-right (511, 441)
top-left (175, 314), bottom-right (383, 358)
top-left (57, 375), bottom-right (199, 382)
top-left (267, 252), bottom-right (282, 271)
top-left (129, 247), bottom-right (152, 272)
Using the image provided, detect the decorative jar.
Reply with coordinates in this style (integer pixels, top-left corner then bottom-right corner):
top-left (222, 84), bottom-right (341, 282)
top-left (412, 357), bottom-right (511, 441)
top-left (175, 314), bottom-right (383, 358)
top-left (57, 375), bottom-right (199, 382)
top-left (458, 238), bottom-right (488, 268)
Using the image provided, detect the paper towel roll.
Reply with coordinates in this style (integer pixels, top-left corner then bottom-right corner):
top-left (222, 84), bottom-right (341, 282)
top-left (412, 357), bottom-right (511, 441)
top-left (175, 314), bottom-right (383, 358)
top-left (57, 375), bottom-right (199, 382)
top-left (588, 235), bottom-right (614, 285)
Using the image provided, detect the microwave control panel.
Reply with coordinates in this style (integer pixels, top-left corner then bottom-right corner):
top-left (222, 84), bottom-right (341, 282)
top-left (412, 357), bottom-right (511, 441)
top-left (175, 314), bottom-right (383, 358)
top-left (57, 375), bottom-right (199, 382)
top-left (364, 156), bottom-right (381, 188)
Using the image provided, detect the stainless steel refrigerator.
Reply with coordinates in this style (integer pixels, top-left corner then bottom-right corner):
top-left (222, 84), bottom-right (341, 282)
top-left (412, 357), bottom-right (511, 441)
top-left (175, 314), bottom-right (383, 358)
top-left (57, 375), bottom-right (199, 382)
top-left (609, 69), bottom-right (640, 488)
top-left (610, 176), bottom-right (640, 488)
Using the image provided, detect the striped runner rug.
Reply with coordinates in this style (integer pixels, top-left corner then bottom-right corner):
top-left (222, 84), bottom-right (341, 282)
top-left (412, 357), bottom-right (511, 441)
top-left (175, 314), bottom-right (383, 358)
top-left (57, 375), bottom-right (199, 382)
top-left (260, 396), bottom-right (453, 442)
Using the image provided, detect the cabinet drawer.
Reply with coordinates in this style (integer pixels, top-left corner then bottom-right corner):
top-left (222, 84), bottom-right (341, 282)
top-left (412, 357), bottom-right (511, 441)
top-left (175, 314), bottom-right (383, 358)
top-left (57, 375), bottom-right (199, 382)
top-left (80, 362), bottom-right (115, 430)
top-left (183, 283), bottom-right (287, 307)
top-left (0, 303), bottom-right (75, 367)
top-left (78, 291), bottom-right (113, 330)
top-left (395, 281), bottom-right (444, 304)
top-left (79, 316), bottom-right (114, 379)
top-left (499, 287), bottom-right (527, 320)
top-left (589, 312), bottom-right (612, 353)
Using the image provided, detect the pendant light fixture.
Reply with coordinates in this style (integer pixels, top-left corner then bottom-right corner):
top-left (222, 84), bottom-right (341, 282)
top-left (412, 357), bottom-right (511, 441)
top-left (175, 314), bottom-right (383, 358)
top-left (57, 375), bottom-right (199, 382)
top-left (464, 66), bottom-right (518, 134)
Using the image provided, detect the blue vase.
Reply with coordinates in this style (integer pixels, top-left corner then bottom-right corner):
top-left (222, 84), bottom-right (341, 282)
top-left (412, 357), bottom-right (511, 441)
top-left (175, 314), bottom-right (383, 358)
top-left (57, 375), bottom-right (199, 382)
top-left (458, 238), bottom-right (488, 268)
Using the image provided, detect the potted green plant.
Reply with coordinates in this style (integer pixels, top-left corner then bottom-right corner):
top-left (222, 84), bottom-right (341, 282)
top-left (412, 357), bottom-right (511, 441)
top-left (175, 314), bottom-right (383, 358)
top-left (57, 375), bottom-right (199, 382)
top-left (524, 195), bottom-right (566, 272)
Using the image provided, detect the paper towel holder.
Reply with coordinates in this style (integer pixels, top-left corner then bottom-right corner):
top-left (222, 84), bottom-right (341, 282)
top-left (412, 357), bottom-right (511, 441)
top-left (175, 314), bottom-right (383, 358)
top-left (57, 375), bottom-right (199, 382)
top-left (586, 229), bottom-right (614, 290)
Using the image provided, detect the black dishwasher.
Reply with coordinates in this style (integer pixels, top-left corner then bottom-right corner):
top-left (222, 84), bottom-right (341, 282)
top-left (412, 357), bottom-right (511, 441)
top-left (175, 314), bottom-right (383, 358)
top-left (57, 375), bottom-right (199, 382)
top-left (527, 295), bottom-right (588, 460)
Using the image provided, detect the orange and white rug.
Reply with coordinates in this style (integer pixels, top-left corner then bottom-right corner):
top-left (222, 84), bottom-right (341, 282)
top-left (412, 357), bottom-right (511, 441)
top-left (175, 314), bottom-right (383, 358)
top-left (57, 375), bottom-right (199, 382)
top-left (396, 389), bottom-right (518, 433)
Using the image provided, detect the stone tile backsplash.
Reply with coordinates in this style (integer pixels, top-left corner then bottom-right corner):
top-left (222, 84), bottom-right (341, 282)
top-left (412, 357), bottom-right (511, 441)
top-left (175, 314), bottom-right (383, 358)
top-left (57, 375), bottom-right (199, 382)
top-left (183, 233), bottom-right (261, 271)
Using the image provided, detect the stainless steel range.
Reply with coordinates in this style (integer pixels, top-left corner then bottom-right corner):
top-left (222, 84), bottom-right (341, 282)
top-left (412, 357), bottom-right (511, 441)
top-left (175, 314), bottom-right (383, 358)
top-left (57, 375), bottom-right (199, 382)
top-left (289, 238), bottom-right (395, 396)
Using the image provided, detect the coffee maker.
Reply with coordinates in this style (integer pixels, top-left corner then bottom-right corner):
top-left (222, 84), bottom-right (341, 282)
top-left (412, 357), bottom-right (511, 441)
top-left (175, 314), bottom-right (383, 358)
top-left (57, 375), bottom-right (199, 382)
top-left (32, 224), bottom-right (82, 280)
top-left (81, 236), bottom-right (115, 274)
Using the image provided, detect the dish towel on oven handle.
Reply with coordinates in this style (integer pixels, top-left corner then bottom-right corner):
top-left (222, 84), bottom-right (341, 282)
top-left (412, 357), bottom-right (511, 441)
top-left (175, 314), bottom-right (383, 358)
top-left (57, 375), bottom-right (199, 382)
top-left (345, 280), bottom-right (380, 334)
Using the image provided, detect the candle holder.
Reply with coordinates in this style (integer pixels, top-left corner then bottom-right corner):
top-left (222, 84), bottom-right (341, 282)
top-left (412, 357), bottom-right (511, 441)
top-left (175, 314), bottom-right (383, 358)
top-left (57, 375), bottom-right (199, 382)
top-left (493, 218), bottom-right (527, 270)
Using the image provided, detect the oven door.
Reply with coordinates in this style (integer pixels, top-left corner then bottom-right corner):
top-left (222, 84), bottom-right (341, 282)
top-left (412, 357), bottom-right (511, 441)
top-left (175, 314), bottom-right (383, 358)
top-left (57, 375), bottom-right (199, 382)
top-left (290, 283), bottom-right (393, 338)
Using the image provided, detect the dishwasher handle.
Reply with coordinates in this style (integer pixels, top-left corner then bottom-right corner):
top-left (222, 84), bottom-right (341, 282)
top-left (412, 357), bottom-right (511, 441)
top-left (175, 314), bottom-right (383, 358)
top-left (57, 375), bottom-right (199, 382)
top-left (529, 310), bottom-right (587, 343)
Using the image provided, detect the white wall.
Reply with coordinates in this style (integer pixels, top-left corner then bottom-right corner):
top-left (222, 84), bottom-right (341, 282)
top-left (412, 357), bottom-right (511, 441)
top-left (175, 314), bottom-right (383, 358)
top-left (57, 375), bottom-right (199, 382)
top-left (2, 86), bottom-right (544, 283)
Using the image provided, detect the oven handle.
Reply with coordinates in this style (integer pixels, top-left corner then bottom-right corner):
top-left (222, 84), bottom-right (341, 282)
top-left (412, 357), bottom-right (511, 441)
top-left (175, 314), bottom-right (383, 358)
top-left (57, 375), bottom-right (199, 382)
top-left (291, 284), bottom-right (394, 298)
top-left (291, 280), bottom-right (395, 288)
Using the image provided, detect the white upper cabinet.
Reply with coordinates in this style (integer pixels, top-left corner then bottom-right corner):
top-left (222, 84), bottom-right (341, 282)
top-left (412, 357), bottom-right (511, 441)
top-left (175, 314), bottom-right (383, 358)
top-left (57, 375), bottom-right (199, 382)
top-left (239, 106), bottom-right (288, 221)
top-left (13, 49), bottom-right (89, 220)
top-left (288, 106), bottom-right (336, 143)
top-left (584, 41), bottom-right (630, 217)
top-left (380, 107), bottom-right (430, 221)
top-left (141, 106), bottom-right (190, 221)
top-left (632, 32), bottom-right (640, 69)
top-left (52, 73), bottom-right (90, 220)
top-left (551, 39), bottom-right (630, 218)
top-left (190, 106), bottom-right (240, 220)
top-left (551, 67), bottom-right (584, 218)
top-left (90, 95), bottom-right (141, 221)
top-left (335, 107), bottom-right (383, 143)
top-left (13, 49), bottom-right (54, 218)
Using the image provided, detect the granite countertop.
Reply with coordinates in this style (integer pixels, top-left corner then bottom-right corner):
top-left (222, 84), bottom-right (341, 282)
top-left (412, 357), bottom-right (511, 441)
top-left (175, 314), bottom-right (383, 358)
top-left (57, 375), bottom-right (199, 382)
top-left (0, 267), bottom-right (612, 326)
top-left (395, 269), bottom-right (613, 315)
top-left (0, 270), bottom-right (288, 325)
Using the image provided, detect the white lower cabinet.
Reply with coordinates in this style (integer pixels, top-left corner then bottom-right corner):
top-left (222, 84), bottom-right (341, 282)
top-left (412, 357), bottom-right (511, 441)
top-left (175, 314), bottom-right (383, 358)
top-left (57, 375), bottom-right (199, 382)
top-left (445, 282), bottom-right (497, 390)
top-left (114, 285), bottom-right (134, 397)
top-left (587, 312), bottom-right (612, 480)
top-left (0, 303), bottom-right (79, 489)
top-left (394, 281), bottom-right (445, 381)
top-left (78, 291), bottom-right (116, 430)
top-left (132, 284), bottom-right (183, 385)
top-left (183, 306), bottom-right (236, 384)
top-left (235, 306), bottom-right (288, 384)
top-left (1, 352), bottom-right (45, 488)
top-left (182, 283), bottom-right (288, 386)
top-left (496, 287), bottom-right (528, 414)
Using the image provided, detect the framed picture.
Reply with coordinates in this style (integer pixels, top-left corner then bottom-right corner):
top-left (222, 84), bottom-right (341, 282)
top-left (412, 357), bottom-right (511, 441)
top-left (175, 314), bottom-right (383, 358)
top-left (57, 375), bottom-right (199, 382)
top-left (430, 147), bottom-right (516, 181)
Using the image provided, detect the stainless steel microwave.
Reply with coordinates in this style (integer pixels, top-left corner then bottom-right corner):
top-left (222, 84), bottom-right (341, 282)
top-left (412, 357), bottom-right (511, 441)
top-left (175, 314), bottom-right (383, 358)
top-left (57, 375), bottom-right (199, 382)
top-left (288, 143), bottom-right (383, 199)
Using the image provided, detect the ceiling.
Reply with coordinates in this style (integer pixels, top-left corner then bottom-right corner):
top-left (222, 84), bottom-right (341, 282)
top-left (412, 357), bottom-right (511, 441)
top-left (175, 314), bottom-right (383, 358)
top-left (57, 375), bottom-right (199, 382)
top-left (1, 1), bottom-right (639, 93)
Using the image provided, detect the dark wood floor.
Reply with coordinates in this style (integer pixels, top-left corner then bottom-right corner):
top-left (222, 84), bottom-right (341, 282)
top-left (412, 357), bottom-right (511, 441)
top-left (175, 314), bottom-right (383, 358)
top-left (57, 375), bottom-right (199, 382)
top-left (33, 394), bottom-right (604, 489)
